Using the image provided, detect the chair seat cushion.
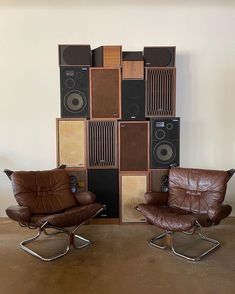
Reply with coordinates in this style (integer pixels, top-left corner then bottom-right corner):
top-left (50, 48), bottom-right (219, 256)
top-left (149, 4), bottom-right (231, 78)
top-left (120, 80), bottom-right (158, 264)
top-left (138, 204), bottom-right (213, 232)
top-left (29, 203), bottom-right (103, 228)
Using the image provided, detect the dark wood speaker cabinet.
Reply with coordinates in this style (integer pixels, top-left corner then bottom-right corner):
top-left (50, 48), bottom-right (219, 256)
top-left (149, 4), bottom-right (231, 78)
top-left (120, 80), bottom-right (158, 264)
top-left (150, 169), bottom-right (169, 192)
top-left (119, 121), bottom-right (149, 172)
top-left (59, 44), bottom-right (91, 66)
top-left (90, 67), bottom-right (121, 119)
top-left (92, 46), bottom-right (122, 67)
top-left (87, 120), bottom-right (118, 169)
top-left (64, 167), bottom-right (87, 194)
top-left (144, 46), bottom-right (176, 67)
top-left (145, 67), bottom-right (176, 117)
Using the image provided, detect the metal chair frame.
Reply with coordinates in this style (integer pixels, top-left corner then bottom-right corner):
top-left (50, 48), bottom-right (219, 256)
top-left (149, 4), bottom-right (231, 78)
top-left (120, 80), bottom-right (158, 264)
top-left (149, 221), bottom-right (220, 261)
top-left (19, 207), bottom-right (104, 262)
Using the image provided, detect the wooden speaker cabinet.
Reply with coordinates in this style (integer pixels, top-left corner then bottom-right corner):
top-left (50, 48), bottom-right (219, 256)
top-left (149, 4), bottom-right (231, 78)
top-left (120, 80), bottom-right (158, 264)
top-left (65, 167), bottom-right (87, 194)
top-left (88, 120), bottom-right (117, 168)
top-left (90, 68), bottom-right (121, 119)
top-left (92, 45), bottom-right (122, 67)
top-left (150, 169), bottom-right (169, 192)
top-left (57, 118), bottom-right (86, 167)
top-left (122, 51), bottom-right (144, 80)
top-left (120, 172), bottom-right (149, 223)
top-left (59, 44), bottom-right (92, 66)
top-left (119, 121), bottom-right (149, 171)
top-left (144, 46), bottom-right (176, 67)
top-left (145, 67), bottom-right (176, 117)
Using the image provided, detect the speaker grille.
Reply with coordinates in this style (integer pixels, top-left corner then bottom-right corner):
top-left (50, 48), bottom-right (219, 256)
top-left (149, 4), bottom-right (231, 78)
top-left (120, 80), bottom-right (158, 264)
top-left (88, 121), bottom-right (117, 168)
top-left (146, 68), bottom-right (176, 117)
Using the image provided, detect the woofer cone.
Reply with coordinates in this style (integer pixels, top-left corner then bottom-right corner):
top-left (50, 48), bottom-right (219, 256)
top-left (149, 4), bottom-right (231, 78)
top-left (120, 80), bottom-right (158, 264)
top-left (153, 141), bottom-right (176, 164)
top-left (127, 103), bottom-right (139, 116)
top-left (64, 91), bottom-right (87, 113)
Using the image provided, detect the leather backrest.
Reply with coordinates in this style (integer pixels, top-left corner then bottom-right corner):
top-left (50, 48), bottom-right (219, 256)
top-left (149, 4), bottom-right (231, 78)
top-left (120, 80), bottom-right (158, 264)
top-left (168, 167), bottom-right (230, 214)
top-left (10, 169), bottom-right (77, 214)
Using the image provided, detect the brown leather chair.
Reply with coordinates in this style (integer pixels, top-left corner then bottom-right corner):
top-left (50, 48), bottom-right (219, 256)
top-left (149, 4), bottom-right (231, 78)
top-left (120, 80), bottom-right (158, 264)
top-left (4, 168), bottom-right (105, 261)
top-left (137, 167), bottom-right (234, 261)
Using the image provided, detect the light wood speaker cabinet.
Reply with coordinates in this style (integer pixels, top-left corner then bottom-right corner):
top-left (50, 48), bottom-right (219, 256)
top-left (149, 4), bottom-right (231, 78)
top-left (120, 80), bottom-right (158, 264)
top-left (57, 119), bottom-right (86, 167)
top-left (92, 46), bottom-right (122, 67)
top-left (122, 61), bottom-right (144, 80)
top-left (120, 173), bottom-right (149, 223)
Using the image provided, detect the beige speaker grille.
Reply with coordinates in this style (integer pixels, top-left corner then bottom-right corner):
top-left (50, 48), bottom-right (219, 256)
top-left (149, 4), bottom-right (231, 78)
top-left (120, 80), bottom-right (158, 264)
top-left (121, 174), bottom-right (148, 223)
top-left (58, 120), bottom-right (86, 167)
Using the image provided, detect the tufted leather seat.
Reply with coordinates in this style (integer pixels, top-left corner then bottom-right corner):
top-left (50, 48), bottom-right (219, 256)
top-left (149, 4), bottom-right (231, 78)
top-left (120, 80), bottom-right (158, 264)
top-left (137, 167), bottom-right (234, 261)
top-left (4, 168), bottom-right (105, 261)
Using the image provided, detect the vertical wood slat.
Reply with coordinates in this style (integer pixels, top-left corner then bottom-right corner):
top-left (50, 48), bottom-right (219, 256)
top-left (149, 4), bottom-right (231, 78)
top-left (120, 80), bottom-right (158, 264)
top-left (88, 120), bottom-right (117, 168)
top-left (145, 67), bottom-right (176, 117)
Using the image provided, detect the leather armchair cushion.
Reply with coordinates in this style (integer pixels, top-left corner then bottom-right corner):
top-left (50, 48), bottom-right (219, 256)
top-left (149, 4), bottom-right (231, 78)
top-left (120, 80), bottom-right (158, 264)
top-left (10, 170), bottom-right (77, 214)
top-left (144, 192), bottom-right (168, 206)
top-left (168, 167), bottom-right (230, 214)
top-left (75, 191), bottom-right (96, 206)
top-left (29, 203), bottom-right (104, 228)
top-left (138, 204), bottom-right (212, 232)
top-left (208, 204), bottom-right (232, 224)
top-left (6, 205), bottom-right (31, 224)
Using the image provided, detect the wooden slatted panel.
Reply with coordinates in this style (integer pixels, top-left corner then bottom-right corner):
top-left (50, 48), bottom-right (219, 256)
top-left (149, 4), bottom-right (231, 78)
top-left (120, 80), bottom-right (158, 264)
top-left (88, 121), bottom-right (117, 168)
top-left (146, 67), bottom-right (176, 117)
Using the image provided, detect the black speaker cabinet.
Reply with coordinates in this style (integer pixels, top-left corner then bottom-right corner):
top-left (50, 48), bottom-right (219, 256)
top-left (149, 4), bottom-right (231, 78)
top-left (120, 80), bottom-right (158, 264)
top-left (150, 118), bottom-right (180, 169)
top-left (122, 80), bottom-right (145, 120)
top-left (88, 169), bottom-right (119, 218)
top-left (60, 67), bottom-right (89, 118)
top-left (150, 169), bottom-right (169, 192)
top-left (59, 45), bottom-right (91, 66)
top-left (144, 46), bottom-right (176, 67)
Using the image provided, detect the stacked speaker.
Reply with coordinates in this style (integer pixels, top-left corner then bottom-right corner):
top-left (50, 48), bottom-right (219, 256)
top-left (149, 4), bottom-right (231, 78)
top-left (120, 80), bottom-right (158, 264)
top-left (57, 44), bottom-right (180, 223)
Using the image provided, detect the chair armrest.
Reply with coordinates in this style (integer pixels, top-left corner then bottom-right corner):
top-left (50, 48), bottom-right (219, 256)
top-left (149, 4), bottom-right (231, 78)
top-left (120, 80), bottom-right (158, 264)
top-left (6, 205), bottom-right (31, 223)
top-left (74, 191), bottom-right (96, 206)
top-left (208, 204), bottom-right (232, 225)
top-left (144, 192), bottom-right (169, 206)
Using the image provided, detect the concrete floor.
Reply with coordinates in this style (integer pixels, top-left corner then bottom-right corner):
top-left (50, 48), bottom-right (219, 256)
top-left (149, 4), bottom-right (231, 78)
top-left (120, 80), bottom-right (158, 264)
top-left (0, 218), bottom-right (235, 294)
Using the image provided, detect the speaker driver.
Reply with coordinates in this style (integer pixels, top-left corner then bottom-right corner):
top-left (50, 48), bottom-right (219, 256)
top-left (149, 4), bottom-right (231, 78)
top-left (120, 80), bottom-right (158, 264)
top-left (154, 141), bottom-right (176, 164)
top-left (69, 175), bottom-right (77, 184)
top-left (65, 78), bottom-right (75, 89)
top-left (64, 91), bottom-right (87, 113)
top-left (158, 48), bottom-right (173, 67)
top-left (127, 103), bottom-right (139, 117)
top-left (155, 129), bottom-right (165, 140)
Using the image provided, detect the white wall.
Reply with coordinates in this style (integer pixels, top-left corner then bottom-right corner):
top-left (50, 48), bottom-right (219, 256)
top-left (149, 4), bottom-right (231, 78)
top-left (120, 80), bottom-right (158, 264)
top-left (0, 0), bottom-right (235, 216)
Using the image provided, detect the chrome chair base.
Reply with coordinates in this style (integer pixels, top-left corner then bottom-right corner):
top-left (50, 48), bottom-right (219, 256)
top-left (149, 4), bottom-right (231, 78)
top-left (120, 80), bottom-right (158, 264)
top-left (150, 223), bottom-right (220, 261)
top-left (20, 207), bottom-right (104, 261)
